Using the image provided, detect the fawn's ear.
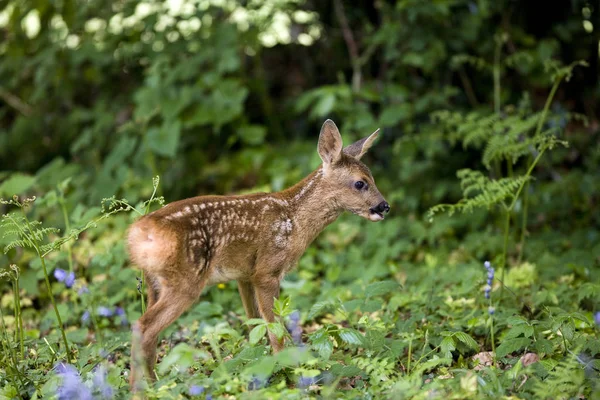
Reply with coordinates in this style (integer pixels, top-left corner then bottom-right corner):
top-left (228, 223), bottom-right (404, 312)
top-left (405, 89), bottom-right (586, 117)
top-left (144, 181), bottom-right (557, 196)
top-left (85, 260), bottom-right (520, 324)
top-left (318, 119), bottom-right (343, 168)
top-left (343, 128), bottom-right (380, 160)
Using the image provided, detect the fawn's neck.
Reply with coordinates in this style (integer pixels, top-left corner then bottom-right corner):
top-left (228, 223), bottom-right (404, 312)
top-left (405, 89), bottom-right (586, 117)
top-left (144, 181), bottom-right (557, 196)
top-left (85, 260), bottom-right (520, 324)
top-left (278, 167), bottom-right (342, 248)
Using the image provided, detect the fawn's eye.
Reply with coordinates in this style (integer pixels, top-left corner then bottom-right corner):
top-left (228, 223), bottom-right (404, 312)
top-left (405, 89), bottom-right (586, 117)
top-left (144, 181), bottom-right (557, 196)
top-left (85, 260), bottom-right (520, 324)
top-left (354, 181), bottom-right (366, 190)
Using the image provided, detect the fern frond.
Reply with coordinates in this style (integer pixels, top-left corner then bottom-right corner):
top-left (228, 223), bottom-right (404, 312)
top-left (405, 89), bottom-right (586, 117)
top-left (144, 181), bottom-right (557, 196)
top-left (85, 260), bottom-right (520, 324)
top-left (30, 227), bottom-right (60, 242)
top-left (532, 354), bottom-right (586, 399)
top-left (4, 239), bottom-right (31, 253)
top-left (427, 169), bottom-right (530, 220)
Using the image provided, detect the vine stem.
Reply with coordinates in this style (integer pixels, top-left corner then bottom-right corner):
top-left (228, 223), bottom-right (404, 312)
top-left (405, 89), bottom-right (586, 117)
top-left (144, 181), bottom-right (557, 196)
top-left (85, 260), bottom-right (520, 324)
top-left (490, 315), bottom-right (496, 366)
top-left (21, 209), bottom-right (72, 363)
top-left (59, 197), bottom-right (74, 274)
top-left (493, 37), bottom-right (502, 115)
top-left (13, 277), bottom-right (24, 358)
top-left (499, 210), bottom-right (511, 301)
top-left (0, 305), bottom-right (26, 391)
top-left (517, 76), bottom-right (563, 262)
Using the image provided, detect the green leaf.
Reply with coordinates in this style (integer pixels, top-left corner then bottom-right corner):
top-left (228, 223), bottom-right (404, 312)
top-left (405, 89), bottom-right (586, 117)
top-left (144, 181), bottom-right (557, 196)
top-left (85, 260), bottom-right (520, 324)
top-left (379, 103), bottom-right (411, 127)
top-left (0, 173), bottom-right (36, 196)
top-left (365, 280), bottom-right (399, 298)
top-left (238, 125), bottom-right (266, 146)
top-left (496, 337), bottom-right (531, 358)
top-left (66, 328), bottom-right (88, 344)
top-left (244, 355), bottom-right (276, 379)
top-left (267, 322), bottom-right (286, 339)
top-left (337, 328), bottom-right (365, 346)
top-left (454, 332), bottom-right (479, 351)
top-left (245, 318), bottom-right (266, 326)
top-left (307, 300), bottom-right (334, 320)
top-left (310, 329), bottom-right (333, 360)
top-left (249, 325), bottom-right (267, 345)
top-left (147, 119), bottom-right (181, 158)
top-left (506, 316), bottom-right (528, 326)
top-left (329, 363), bottom-right (364, 378)
top-left (362, 299), bottom-right (384, 312)
top-left (505, 324), bottom-right (534, 339)
top-left (440, 336), bottom-right (456, 358)
top-left (157, 343), bottom-right (210, 374)
top-left (311, 93), bottom-right (335, 118)
top-left (534, 339), bottom-right (554, 354)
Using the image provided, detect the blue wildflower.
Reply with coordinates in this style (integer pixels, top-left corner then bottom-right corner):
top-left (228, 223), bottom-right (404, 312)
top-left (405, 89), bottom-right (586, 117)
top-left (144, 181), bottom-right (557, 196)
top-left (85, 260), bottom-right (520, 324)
top-left (206, 395), bottom-right (213, 400)
top-left (55, 363), bottom-right (93, 400)
top-left (64, 272), bottom-right (75, 288)
top-left (54, 268), bottom-right (67, 282)
top-left (54, 268), bottom-right (75, 288)
top-left (92, 365), bottom-right (114, 399)
top-left (189, 385), bottom-right (204, 396)
top-left (78, 286), bottom-right (89, 295)
top-left (488, 306), bottom-right (495, 315)
top-left (97, 306), bottom-right (114, 317)
top-left (249, 376), bottom-right (266, 390)
top-left (81, 310), bottom-right (90, 324)
top-left (484, 261), bottom-right (494, 299)
top-left (114, 306), bottom-right (129, 326)
top-left (594, 312), bottom-right (600, 326)
top-left (286, 311), bottom-right (303, 346)
top-left (298, 376), bottom-right (316, 388)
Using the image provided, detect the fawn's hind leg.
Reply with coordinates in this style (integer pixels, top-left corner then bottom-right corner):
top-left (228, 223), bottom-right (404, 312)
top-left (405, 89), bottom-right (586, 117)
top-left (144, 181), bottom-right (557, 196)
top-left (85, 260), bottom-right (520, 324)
top-left (144, 272), bottom-right (160, 309)
top-left (130, 280), bottom-right (203, 386)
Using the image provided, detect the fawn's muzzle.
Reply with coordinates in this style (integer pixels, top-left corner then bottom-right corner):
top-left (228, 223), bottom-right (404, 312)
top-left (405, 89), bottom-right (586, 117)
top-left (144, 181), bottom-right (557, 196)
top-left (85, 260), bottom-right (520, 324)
top-left (369, 201), bottom-right (390, 219)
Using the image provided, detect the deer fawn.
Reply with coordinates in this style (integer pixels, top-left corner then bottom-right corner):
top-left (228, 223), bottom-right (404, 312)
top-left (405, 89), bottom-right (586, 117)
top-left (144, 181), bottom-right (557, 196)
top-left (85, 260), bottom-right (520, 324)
top-left (127, 119), bottom-right (389, 385)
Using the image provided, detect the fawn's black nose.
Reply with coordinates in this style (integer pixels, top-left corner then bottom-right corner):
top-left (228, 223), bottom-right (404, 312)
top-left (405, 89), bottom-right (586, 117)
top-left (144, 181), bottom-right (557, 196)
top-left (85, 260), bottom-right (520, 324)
top-left (371, 201), bottom-right (390, 215)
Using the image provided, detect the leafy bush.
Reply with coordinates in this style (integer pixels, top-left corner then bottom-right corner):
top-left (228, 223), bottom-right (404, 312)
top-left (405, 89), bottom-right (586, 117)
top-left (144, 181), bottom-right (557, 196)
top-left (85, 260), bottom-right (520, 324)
top-left (1, 0), bottom-right (599, 398)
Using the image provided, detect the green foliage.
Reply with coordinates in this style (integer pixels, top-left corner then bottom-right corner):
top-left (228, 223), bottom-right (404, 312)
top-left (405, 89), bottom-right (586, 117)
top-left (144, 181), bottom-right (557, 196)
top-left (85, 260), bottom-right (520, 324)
top-left (1, 0), bottom-right (599, 398)
top-left (428, 169), bottom-right (531, 218)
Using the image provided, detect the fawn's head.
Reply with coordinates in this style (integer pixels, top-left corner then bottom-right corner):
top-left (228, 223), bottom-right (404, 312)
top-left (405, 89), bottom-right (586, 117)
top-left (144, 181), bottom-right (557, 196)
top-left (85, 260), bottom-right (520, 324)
top-left (317, 119), bottom-right (389, 221)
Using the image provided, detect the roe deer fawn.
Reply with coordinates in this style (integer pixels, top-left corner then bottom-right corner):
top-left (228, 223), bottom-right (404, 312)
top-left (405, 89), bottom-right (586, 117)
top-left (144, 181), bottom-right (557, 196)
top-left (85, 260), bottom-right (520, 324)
top-left (127, 119), bottom-right (389, 385)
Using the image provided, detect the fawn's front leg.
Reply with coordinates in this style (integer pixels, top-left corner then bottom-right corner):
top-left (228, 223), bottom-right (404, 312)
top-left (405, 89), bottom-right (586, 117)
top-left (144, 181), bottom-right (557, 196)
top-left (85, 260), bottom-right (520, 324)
top-left (253, 277), bottom-right (284, 352)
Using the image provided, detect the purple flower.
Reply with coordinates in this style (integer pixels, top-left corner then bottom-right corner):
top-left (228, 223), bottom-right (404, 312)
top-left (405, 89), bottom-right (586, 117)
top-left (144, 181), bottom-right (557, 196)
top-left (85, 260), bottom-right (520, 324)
top-left (54, 268), bottom-right (75, 288)
top-left (287, 311), bottom-right (303, 346)
top-left (92, 365), bottom-right (114, 399)
top-left (206, 395), bottom-right (213, 400)
top-left (97, 306), bottom-right (114, 317)
top-left (114, 307), bottom-right (125, 316)
top-left (594, 312), bottom-right (600, 326)
top-left (249, 376), bottom-right (266, 390)
top-left (189, 385), bottom-right (204, 396)
top-left (81, 311), bottom-right (90, 324)
top-left (54, 268), bottom-right (67, 282)
top-left (488, 306), bottom-right (495, 315)
top-left (298, 376), bottom-right (316, 388)
top-left (484, 262), bottom-right (494, 300)
top-left (64, 272), bottom-right (75, 288)
top-left (55, 363), bottom-right (93, 400)
top-left (78, 286), bottom-right (89, 295)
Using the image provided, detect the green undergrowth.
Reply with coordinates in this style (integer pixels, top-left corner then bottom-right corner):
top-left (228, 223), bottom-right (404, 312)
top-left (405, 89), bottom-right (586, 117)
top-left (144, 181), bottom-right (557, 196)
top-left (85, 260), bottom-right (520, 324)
top-left (0, 187), bottom-right (599, 399)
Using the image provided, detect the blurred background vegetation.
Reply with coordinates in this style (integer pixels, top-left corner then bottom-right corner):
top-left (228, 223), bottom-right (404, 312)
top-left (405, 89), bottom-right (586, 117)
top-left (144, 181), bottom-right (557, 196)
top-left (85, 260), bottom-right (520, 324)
top-left (1, 0), bottom-right (597, 207)
top-left (0, 0), bottom-right (599, 397)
